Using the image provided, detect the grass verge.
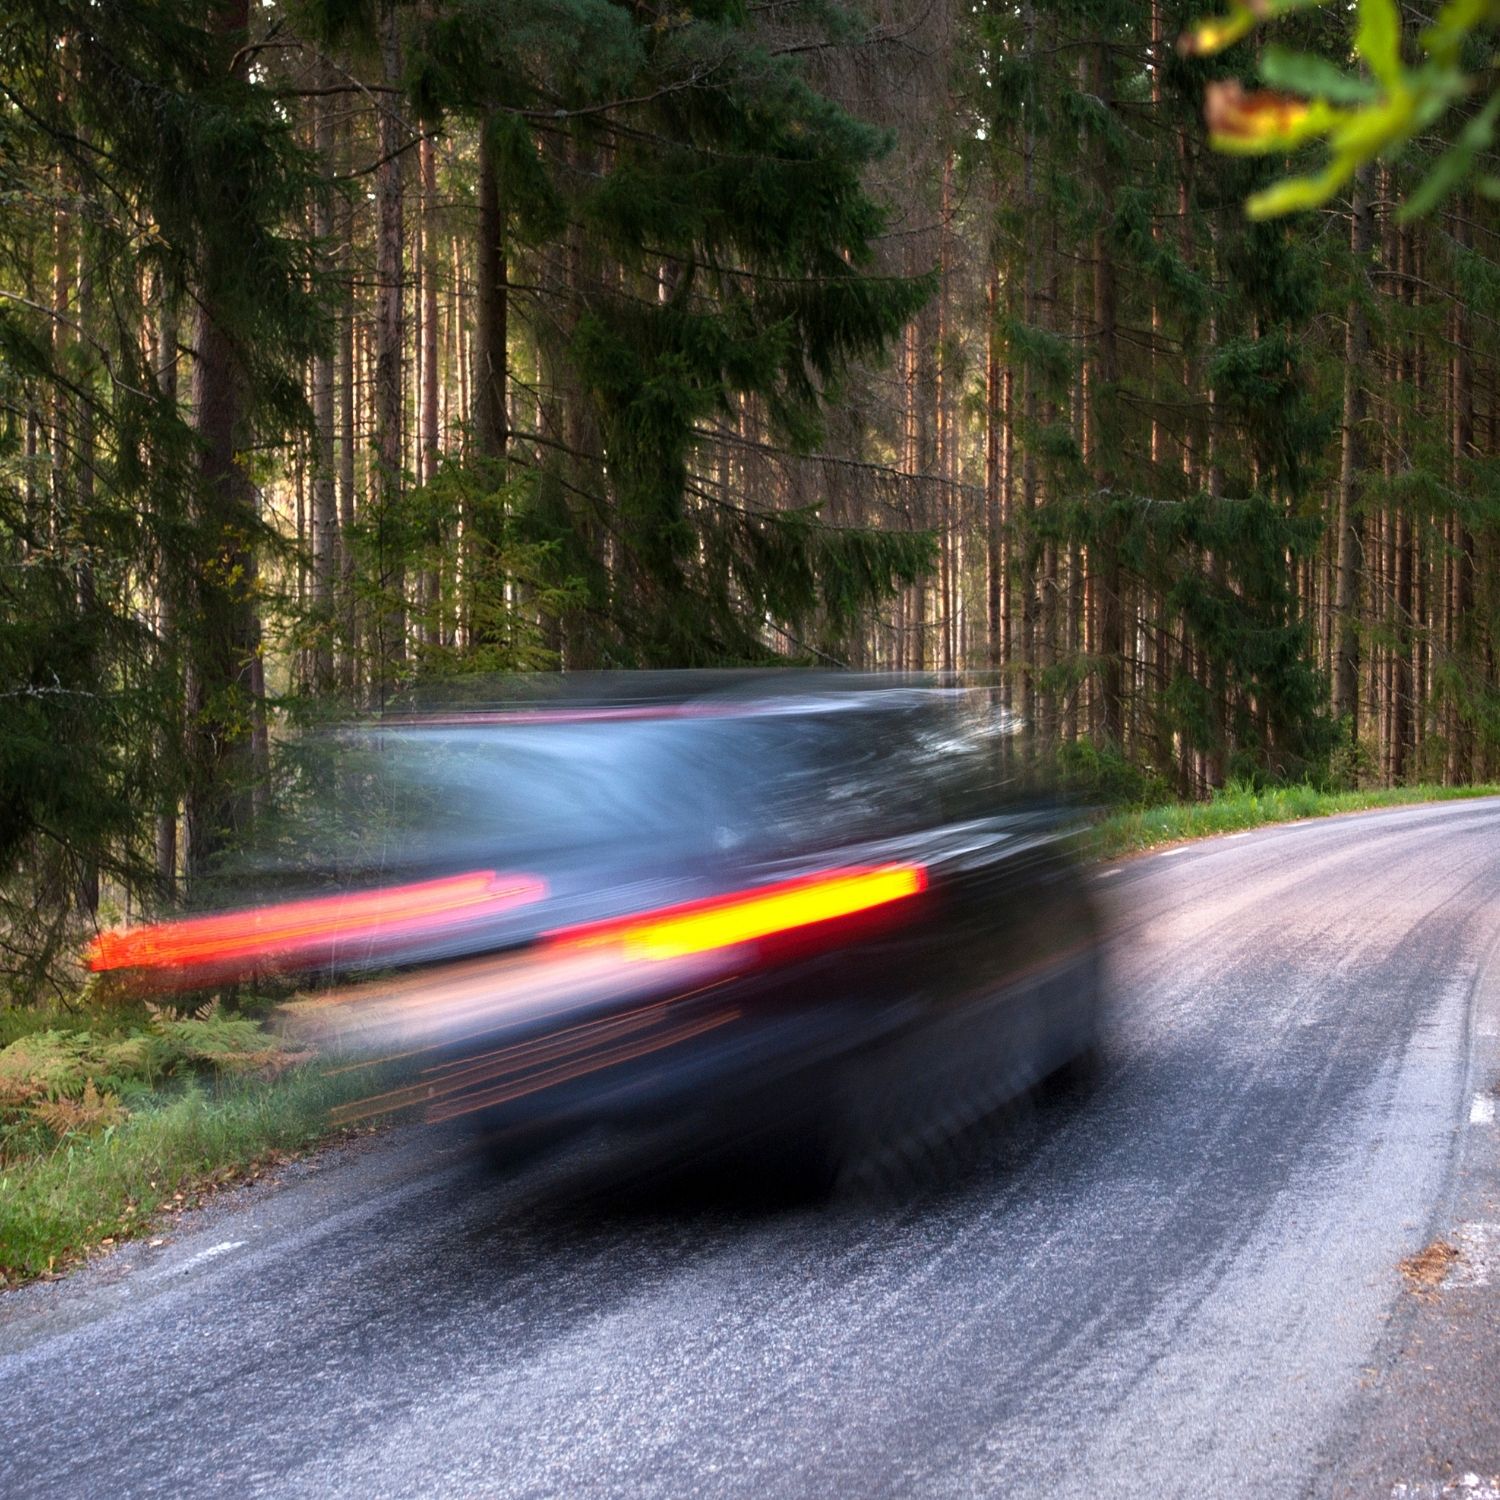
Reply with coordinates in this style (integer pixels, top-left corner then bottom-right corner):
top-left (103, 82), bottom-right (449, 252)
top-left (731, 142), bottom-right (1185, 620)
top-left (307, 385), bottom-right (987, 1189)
top-left (0, 1045), bottom-right (391, 1286)
top-left (1088, 781), bottom-right (1500, 862)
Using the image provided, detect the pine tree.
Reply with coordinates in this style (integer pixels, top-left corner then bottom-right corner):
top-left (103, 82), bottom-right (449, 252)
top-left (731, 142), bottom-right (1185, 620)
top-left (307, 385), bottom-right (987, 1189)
top-left (397, 0), bottom-right (936, 665)
top-left (0, 0), bottom-right (324, 948)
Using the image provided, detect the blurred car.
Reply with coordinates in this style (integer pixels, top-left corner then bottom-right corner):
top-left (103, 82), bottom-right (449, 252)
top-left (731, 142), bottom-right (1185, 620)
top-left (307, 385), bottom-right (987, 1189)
top-left (91, 675), bottom-right (1105, 1192)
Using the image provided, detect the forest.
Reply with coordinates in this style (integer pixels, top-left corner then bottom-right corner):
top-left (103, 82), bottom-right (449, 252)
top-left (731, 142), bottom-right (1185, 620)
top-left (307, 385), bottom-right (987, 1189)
top-left (2, 0), bottom-right (1498, 985)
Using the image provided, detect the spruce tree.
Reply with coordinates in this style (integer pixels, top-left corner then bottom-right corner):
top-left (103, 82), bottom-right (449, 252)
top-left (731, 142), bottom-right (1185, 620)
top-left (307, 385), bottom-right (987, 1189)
top-left (0, 0), bottom-right (325, 951)
top-left (393, 0), bottom-right (937, 665)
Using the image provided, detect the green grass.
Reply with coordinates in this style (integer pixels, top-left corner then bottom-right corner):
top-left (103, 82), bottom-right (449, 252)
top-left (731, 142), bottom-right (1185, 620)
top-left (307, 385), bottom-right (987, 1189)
top-left (1089, 781), bottom-right (1500, 862)
top-left (0, 1057), bottom-right (390, 1284)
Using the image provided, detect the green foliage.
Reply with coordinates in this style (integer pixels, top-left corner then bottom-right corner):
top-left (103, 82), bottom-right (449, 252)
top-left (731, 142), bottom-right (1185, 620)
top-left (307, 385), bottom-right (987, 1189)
top-left (965, 0), bottom-right (1353, 785)
top-left (1055, 739), bottom-right (1175, 807)
top-left (0, 1004), bottom-right (310, 1159)
top-left (1188, 0), bottom-right (1500, 217)
top-left (401, 0), bottom-right (934, 665)
top-left (1089, 780), bottom-right (1500, 858)
top-left (0, 1057), bottom-right (383, 1283)
top-left (0, 0), bottom-right (328, 983)
top-left (334, 456), bottom-right (586, 682)
top-left (1325, 723), bottom-right (1379, 791)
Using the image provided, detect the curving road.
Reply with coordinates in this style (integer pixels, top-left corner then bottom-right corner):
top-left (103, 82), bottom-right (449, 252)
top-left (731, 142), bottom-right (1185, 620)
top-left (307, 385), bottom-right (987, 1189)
top-left (5, 798), bottom-right (1500, 1499)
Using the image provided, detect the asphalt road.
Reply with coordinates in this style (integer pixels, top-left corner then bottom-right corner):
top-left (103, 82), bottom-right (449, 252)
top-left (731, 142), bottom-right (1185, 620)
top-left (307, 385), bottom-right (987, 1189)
top-left (5, 798), bottom-right (1500, 1500)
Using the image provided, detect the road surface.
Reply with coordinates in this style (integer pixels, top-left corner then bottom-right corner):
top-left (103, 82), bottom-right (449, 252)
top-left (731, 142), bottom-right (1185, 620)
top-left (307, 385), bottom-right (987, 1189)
top-left (5, 798), bottom-right (1500, 1499)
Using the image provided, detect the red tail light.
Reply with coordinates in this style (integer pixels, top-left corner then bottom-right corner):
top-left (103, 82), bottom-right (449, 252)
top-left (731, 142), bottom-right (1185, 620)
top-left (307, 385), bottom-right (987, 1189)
top-left (86, 871), bottom-right (547, 978)
top-left (545, 864), bottom-right (928, 962)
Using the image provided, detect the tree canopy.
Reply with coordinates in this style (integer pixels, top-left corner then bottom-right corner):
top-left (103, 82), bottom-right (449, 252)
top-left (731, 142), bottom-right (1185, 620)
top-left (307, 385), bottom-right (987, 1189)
top-left (1, 0), bottom-right (1497, 989)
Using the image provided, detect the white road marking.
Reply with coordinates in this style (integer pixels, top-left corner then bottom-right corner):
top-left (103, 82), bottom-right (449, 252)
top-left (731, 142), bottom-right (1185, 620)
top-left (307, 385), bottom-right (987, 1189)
top-left (1444, 1223), bottom-right (1500, 1289)
top-left (1098, 868), bottom-right (1122, 879)
top-left (1471, 1094), bottom-right (1496, 1125)
top-left (1157, 847), bottom-right (1191, 858)
top-left (1224, 832), bottom-right (1251, 839)
top-left (176, 1240), bottom-right (245, 1274)
top-left (1393, 1474), bottom-right (1500, 1498)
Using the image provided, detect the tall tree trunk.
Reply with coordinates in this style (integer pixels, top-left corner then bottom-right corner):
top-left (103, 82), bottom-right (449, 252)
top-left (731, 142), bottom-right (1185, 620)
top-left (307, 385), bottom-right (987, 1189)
top-left (23, 255), bottom-right (41, 541)
top-left (184, 0), bottom-right (262, 888)
top-left (470, 114), bottom-right (512, 655)
top-left (338, 92), bottom-right (359, 693)
top-left (1391, 224), bottom-right (1416, 781)
top-left (901, 286), bottom-right (921, 672)
top-left (936, 148), bottom-right (955, 675)
top-left (984, 252), bottom-right (1006, 683)
top-left (420, 131), bottom-right (442, 645)
top-left (154, 288), bottom-right (181, 898)
top-left (1014, 0), bottom-right (1038, 741)
top-left (1091, 42), bottom-right (1124, 746)
top-left (1333, 167), bottom-right (1372, 730)
top-left (1449, 205), bottom-right (1476, 782)
top-left (1394, 510), bottom-right (1413, 780)
top-left (50, 164), bottom-right (70, 545)
top-left (185, 299), bottom-right (261, 885)
top-left (373, 0), bottom-right (406, 702)
top-left (311, 70), bottom-right (337, 693)
top-left (75, 220), bottom-right (99, 917)
top-left (474, 116), bottom-right (508, 462)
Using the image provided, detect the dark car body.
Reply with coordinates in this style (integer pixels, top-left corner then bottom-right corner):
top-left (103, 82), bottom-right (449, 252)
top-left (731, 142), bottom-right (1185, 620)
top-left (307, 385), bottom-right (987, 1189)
top-left (93, 675), bottom-right (1104, 1189)
top-left (327, 679), bottom-right (1099, 1181)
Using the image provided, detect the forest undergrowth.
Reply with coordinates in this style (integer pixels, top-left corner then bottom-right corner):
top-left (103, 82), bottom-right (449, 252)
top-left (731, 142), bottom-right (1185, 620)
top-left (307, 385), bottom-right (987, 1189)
top-left (0, 1002), bottom-right (389, 1285)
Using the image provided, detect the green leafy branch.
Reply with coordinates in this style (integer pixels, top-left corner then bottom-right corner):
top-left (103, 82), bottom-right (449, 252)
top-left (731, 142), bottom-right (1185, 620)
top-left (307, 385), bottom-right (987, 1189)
top-left (1182, 0), bottom-right (1500, 218)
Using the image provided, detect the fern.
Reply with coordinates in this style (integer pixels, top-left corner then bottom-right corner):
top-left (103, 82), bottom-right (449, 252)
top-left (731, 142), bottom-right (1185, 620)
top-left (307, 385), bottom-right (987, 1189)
top-left (151, 1014), bottom-right (290, 1071)
top-left (0, 1031), bottom-right (96, 1101)
top-left (31, 1081), bottom-right (127, 1137)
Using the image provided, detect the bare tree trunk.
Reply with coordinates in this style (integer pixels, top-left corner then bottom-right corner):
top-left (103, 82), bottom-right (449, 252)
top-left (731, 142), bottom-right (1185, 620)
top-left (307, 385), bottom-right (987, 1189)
top-left (338, 109), bottom-right (359, 695)
top-left (23, 255), bottom-right (41, 540)
top-left (1449, 206), bottom-right (1476, 783)
top-left (373, 0), bottom-right (406, 702)
top-left (901, 290), bottom-right (921, 672)
top-left (154, 288), bottom-right (180, 898)
top-left (311, 69), bottom-right (337, 692)
top-left (50, 164), bottom-right (70, 544)
top-left (468, 114), bottom-right (516, 656)
top-left (1394, 511), bottom-right (1413, 780)
top-left (936, 148), bottom-right (955, 675)
top-left (185, 291), bottom-right (262, 888)
top-left (420, 131), bottom-right (442, 645)
top-left (1091, 41), bottom-right (1124, 747)
top-left (1333, 168), bottom-right (1372, 730)
top-left (1391, 224), bottom-right (1415, 782)
top-left (184, 0), bottom-right (263, 888)
top-left (75, 217), bottom-right (100, 917)
top-left (984, 253), bottom-right (1005, 683)
top-left (1412, 232), bottom-right (1429, 775)
top-left (1017, 5), bottom-right (1038, 739)
top-left (474, 117), bottom-right (508, 462)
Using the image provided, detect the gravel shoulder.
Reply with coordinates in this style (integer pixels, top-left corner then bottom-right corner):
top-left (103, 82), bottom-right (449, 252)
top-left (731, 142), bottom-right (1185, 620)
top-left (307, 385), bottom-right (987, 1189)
top-left (1317, 912), bottom-right (1500, 1499)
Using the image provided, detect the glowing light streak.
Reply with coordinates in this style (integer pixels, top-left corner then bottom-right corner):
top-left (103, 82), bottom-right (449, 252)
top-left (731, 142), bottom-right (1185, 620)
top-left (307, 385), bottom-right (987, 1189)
top-left (547, 864), bottom-right (927, 962)
top-left (86, 871), bottom-right (547, 975)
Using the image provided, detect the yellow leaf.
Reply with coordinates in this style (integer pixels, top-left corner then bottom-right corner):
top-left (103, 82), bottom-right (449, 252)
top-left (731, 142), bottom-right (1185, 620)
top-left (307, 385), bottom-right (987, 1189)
top-left (1205, 81), bottom-right (1343, 153)
top-left (1179, 6), bottom-right (1258, 56)
top-left (1245, 161), bottom-right (1352, 218)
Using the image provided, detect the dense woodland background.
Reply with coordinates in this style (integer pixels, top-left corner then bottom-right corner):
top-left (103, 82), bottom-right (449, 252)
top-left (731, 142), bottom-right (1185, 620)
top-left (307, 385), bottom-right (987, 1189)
top-left (1, 0), bottom-right (1498, 984)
